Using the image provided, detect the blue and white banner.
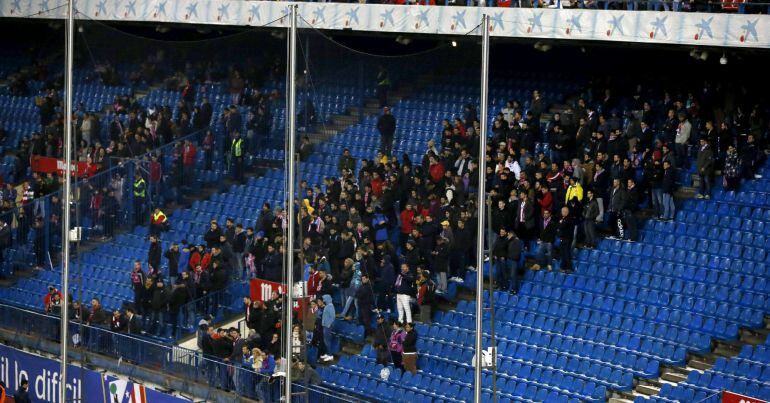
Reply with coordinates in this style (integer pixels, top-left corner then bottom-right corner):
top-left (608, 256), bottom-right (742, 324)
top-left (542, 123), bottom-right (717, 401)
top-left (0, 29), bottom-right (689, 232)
top-left (0, 344), bottom-right (188, 403)
top-left (2, 0), bottom-right (769, 49)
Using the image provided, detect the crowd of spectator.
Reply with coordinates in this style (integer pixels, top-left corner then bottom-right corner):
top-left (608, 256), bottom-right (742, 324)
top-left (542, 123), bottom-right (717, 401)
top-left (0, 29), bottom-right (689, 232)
top-left (20, 66), bottom-right (770, 400)
top-left (280, 81), bottom-right (766, 380)
top-left (137, 80), bottom-right (765, 397)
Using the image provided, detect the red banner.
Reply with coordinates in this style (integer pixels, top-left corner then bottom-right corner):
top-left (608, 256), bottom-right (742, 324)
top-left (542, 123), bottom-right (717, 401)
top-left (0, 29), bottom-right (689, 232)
top-left (723, 391), bottom-right (767, 403)
top-left (249, 278), bottom-right (307, 320)
top-left (249, 278), bottom-right (287, 302)
top-left (30, 155), bottom-right (90, 177)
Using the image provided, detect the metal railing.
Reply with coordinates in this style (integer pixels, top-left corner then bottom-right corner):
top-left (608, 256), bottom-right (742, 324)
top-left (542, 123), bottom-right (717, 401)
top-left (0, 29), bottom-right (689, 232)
top-left (175, 281), bottom-right (247, 339)
top-left (0, 302), bottom-right (357, 402)
top-left (0, 126), bottom-right (220, 295)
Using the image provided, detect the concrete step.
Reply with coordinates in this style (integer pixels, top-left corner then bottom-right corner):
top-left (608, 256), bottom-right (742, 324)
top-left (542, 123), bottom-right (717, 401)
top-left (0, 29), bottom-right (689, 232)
top-left (332, 115), bottom-right (359, 125)
top-left (660, 369), bottom-right (688, 383)
top-left (688, 355), bottom-right (714, 371)
top-left (713, 340), bottom-right (743, 358)
top-left (635, 381), bottom-right (660, 396)
top-left (676, 186), bottom-right (697, 199)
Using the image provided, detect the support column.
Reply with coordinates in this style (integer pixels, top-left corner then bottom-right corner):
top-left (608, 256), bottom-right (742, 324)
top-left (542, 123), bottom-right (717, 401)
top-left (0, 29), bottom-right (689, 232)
top-left (474, 13), bottom-right (490, 403)
top-left (284, 4), bottom-right (298, 402)
top-left (60, 0), bottom-right (75, 400)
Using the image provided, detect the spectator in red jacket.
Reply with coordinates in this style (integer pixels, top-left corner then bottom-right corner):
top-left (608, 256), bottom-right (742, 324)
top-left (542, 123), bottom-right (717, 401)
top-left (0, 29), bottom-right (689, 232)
top-left (370, 172), bottom-right (384, 196)
top-left (306, 264), bottom-right (321, 300)
top-left (428, 156), bottom-right (445, 184)
top-left (149, 155), bottom-right (162, 200)
top-left (399, 202), bottom-right (416, 250)
top-left (182, 140), bottom-right (197, 187)
top-left (43, 286), bottom-right (62, 312)
top-left (188, 245), bottom-right (203, 271)
top-left (536, 183), bottom-right (553, 214)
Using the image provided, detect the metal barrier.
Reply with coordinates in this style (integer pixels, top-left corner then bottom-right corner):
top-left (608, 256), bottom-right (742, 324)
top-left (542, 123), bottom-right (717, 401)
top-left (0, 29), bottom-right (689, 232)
top-left (176, 281), bottom-right (246, 339)
top-left (0, 126), bottom-right (231, 313)
top-left (0, 127), bottom-right (218, 275)
top-left (0, 302), bottom-right (358, 401)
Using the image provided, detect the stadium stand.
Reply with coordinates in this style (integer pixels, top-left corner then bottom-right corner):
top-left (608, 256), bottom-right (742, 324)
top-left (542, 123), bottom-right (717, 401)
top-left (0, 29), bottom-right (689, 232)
top-left (637, 335), bottom-right (770, 402)
top-left (0, 16), bottom-right (768, 403)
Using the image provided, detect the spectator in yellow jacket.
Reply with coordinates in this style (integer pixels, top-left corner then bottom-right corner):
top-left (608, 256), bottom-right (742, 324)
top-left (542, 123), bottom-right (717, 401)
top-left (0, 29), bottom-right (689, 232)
top-left (565, 176), bottom-right (584, 203)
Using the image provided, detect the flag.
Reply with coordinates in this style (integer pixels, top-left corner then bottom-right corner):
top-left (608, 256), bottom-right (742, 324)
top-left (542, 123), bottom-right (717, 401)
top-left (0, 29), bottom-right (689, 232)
top-left (130, 383), bottom-right (147, 403)
top-left (108, 379), bottom-right (128, 403)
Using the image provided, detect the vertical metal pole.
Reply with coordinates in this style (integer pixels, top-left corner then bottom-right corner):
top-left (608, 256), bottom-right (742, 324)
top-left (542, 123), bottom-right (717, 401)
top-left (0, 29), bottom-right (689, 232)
top-left (474, 14), bottom-right (490, 403)
top-left (284, 5), bottom-right (298, 402)
top-left (486, 195), bottom-right (498, 403)
top-left (60, 0), bottom-right (75, 400)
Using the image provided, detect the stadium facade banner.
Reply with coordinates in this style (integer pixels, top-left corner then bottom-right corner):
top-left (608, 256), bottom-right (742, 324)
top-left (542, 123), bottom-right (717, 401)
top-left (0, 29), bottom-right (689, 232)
top-left (723, 391), bottom-right (767, 403)
top-left (0, 344), bottom-right (189, 403)
top-left (2, 0), bottom-right (769, 49)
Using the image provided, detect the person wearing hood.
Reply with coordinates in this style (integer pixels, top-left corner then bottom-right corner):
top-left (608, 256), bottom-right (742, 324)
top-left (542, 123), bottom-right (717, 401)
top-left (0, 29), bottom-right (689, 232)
top-left (372, 207), bottom-right (389, 244)
top-left (319, 295), bottom-right (336, 362)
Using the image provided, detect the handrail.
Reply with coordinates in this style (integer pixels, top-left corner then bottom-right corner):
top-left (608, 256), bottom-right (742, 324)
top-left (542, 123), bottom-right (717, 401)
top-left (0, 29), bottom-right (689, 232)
top-left (0, 125), bottom-right (213, 280)
top-left (0, 301), bottom-right (361, 401)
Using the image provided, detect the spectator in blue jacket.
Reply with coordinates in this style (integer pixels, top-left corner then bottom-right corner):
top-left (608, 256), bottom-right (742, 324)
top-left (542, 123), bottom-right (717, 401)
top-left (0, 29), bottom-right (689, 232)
top-left (372, 207), bottom-right (389, 244)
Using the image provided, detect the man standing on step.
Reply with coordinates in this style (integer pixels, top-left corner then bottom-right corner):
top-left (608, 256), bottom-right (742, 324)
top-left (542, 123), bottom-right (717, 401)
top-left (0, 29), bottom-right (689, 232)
top-left (133, 171), bottom-right (147, 226)
top-left (608, 178), bottom-right (628, 240)
top-left (376, 66), bottom-right (390, 108)
top-left (231, 132), bottom-right (244, 183)
top-left (696, 136), bottom-right (714, 200)
top-left (377, 106), bottom-right (396, 157)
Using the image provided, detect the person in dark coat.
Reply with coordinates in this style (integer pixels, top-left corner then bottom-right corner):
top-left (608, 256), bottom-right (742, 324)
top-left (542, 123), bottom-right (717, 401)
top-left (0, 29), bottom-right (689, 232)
top-left (582, 190), bottom-right (600, 248)
top-left (110, 310), bottom-right (125, 332)
top-left (661, 160), bottom-right (677, 221)
top-left (535, 209), bottom-right (558, 270)
top-left (148, 235), bottom-right (162, 274)
top-left (204, 220), bottom-right (223, 248)
top-left (431, 236), bottom-right (450, 293)
top-left (13, 379), bottom-right (30, 403)
top-left (557, 206), bottom-right (575, 273)
top-left (125, 307), bottom-right (142, 334)
top-left (229, 328), bottom-right (245, 363)
top-left (210, 261), bottom-right (229, 292)
top-left (515, 192), bottom-right (537, 244)
top-left (164, 242), bottom-right (181, 281)
top-left (505, 230), bottom-right (522, 293)
top-left (149, 280), bottom-right (169, 335)
top-left (168, 282), bottom-right (190, 334)
top-left (376, 255), bottom-right (395, 311)
top-left (695, 137), bottom-right (714, 199)
top-left (401, 322), bottom-right (418, 374)
top-left (355, 274), bottom-right (375, 335)
top-left (372, 315), bottom-right (391, 365)
top-left (377, 106), bottom-right (396, 156)
top-left (261, 244), bottom-right (282, 283)
top-left (87, 298), bottom-right (109, 326)
top-left (624, 179), bottom-right (639, 242)
top-left (608, 178), bottom-right (628, 240)
top-left (492, 228), bottom-right (512, 291)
